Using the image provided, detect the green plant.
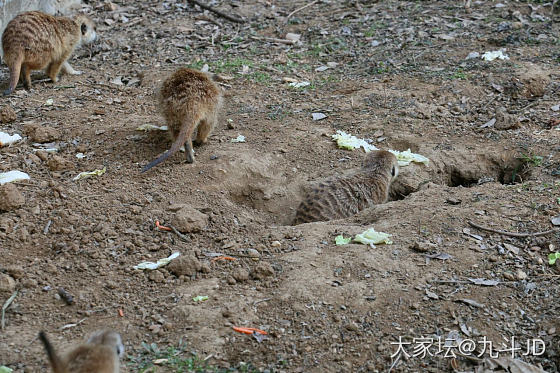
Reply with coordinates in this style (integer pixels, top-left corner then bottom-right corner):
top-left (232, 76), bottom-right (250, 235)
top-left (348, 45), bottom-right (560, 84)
top-left (128, 340), bottom-right (259, 373)
top-left (549, 252), bottom-right (560, 265)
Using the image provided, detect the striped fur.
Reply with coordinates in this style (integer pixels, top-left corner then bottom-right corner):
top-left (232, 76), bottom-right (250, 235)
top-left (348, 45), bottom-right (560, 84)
top-left (294, 150), bottom-right (399, 224)
top-left (2, 11), bottom-right (96, 95)
top-left (142, 68), bottom-right (222, 172)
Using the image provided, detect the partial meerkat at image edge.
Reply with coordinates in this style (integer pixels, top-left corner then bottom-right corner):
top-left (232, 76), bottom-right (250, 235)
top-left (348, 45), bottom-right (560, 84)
top-left (39, 329), bottom-right (124, 373)
top-left (1, 11), bottom-right (97, 96)
top-left (293, 150), bottom-right (399, 224)
top-left (142, 67), bottom-right (222, 173)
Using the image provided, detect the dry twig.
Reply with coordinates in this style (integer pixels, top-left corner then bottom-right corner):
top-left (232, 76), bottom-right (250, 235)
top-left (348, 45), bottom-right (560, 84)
top-left (187, 0), bottom-right (244, 23)
top-left (286, 0), bottom-right (319, 22)
top-left (467, 221), bottom-right (557, 238)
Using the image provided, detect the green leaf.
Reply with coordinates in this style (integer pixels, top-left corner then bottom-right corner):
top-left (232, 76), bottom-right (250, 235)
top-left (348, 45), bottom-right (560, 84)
top-left (335, 235), bottom-right (352, 245)
top-left (549, 252), bottom-right (560, 265)
top-left (192, 295), bottom-right (209, 302)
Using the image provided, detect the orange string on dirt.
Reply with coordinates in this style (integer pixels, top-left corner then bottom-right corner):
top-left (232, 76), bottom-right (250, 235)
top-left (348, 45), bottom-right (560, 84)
top-left (211, 256), bottom-right (237, 262)
top-left (155, 220), bottom-right (172, 231)
top-left (233, 326), bottom-right (267, 335)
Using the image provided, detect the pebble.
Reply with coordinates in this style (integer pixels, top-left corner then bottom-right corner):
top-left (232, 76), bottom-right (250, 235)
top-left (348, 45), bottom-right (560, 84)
top-left (0, 105), bottom-right (16, 123)
top-left (503, 271), bottom-right (515, 281)
top-left (174, 205), bottom-right (208, 233)
top-left (232, 268), bottom-right (249, 282)
top-left (0, 184), bottom-right (25, 212)
top-left (23, 123), bottom-right (61, 143)
top-left (148, 270), bottom-right (164, 283)
top-left (247, 248), bottom-right (261, 258)
top-left (251, 262), bottom-right (274, 280)
top-left (48, 155), bottom-right (75, 171)
top-left (167, 256), bottom-right (202, 276)
top-left (515, 269), bottom-right (528, 280)
top-left (0, 273), bottom-right (16, 293)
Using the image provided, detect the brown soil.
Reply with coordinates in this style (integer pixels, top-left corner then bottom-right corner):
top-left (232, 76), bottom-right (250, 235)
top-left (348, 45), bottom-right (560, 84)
top-left (1, 0), bottom-right (559, 372)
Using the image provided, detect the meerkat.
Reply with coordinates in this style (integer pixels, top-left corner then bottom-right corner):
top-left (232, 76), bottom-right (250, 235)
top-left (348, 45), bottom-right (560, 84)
top-left (293, 150), bottom-right (399, 224)
top-left (39, 329), bottom-right (124, 373)
top-left (142, 67), bottom-right (222, 172)
top-left (2, 11), bottom-right (97, 95)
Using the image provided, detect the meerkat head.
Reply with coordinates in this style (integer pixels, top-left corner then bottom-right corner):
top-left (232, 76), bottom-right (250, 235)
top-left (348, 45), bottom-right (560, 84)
top-left (75, 15), bottom-right (97, 45)
top-left (87, 330), bottom-right (124, 358)
top-left (363, 150), bottom-right (399, 181)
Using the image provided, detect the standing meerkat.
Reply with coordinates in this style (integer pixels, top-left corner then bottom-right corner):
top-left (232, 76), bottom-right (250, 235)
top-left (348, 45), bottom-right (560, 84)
top-left (293, 150), bottom-right (399, 224)
top-left (39, 329), bottom-right (124, 373)
top-left (142, 67), bottom-right (222, 172)
top-left (1, 11), bottom-right (97, 95)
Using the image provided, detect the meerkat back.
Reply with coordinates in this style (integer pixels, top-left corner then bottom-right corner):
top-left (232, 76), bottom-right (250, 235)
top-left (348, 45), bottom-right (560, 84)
top-left (1, 11), bottom-right (96, 95)
top-left (39, 330), bottom-right (123, 373)
top-left (142, 68), bottom-right (222, 172)
top-left (293, 150), bottom-right (398, 224)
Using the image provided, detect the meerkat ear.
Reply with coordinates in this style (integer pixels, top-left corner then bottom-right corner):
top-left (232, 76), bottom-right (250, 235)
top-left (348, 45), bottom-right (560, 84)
top-left (81, 23), bottom-right (87, 35)
top-left (391, 166), bottom-right (396, 177)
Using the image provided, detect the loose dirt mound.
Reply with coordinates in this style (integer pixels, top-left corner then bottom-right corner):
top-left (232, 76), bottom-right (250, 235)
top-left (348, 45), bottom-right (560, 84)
top-left (0, 1), bottom-right (559, 372)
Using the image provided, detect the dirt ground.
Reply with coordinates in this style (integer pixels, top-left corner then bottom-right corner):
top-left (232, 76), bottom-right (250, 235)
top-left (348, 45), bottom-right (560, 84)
top-left (1, 0), bottom-right (560, 372)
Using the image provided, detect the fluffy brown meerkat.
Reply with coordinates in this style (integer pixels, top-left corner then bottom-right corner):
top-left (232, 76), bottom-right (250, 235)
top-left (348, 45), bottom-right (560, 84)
top-left (293, 150), bottom-right (399, 224)
top-left (142, 67), bottom-right (222, 172)
top-left (1, 11), bottom-right (97, 95)
top-left (39, 329), bottom-right (124, 373)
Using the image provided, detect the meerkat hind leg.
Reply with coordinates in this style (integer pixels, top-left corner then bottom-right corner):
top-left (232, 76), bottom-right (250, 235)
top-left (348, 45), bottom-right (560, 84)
top-left (22, 65), bottom-right (32, 90)
top-left (46, 60), bottom-right (64, 83)
top-left (184, 140), bottom-right (195, 163)
top-left (194, 117), bottom-right (215, 146)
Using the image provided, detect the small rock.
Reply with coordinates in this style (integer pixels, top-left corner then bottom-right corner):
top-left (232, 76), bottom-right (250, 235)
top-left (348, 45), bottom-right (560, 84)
top-left (0, 273), bottom-right (16, 293)
top-left (148, 270), bottom-right (165, 283)
top-left (503, 271), bottom-right (515, 281)
top-left (270, 240), bottom-right (281, 248)
top-left (410, 241), bottom-right (436, 253)
top-left (5, 266), bottom-right (24, 279)
top-left (23, 123), bottom-right (60, 143)
top-left (27, 153), bottom-right (41, 164)
top-left (167, 255), bottom-right (202, 277)
top-left (251, 262), bottom-right (274, 280)
top-left (312, 112), bottom-right (327, 121)
top-left (0, 105), bottom-right (17, 123)
top-left (247, 248), bottom-right (261, 258)
top-left (35, 150), bottom-right (49, 161)
top-left (0, 184), bottom-right (25, 211)
top-left (515, 269), bottom-right (528, 280)
top-left (495, 109), bottom-right (520, 130)
top-left (226, 276), bottom-right (236, 285)
top-left (48, 155), bottom-right (75, 171)
top-left (174, 206), bottom-right (208, 233)
top-left (345, 323), bottom-right (359, 332)
top-left (232, 268), bottom-right (249, 282)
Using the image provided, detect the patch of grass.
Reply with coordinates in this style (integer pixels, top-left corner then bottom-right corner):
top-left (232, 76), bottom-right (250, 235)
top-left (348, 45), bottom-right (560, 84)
top-left (364, 21), bottom-right (386, 37)
top-left (267, 104), bottom-right (288, 120)
top-left (449, 69), bottom-right (468, 80)
top-left (249, 71), bottom-right (271, 83)
top-left (520, 153), bottom-right (543, 167)
top-left (128, 341), bottom-right (259, 373)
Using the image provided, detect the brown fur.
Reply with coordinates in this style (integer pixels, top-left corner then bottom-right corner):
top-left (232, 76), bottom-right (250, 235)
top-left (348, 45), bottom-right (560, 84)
top-left (2, 11), bottom-right (96, 95)
top-left (142, 67), bottom-right (222, 172)
top-left (39, 330), bottom-right (123, 373)
top-left (293, 150), bottom-right (399, 224)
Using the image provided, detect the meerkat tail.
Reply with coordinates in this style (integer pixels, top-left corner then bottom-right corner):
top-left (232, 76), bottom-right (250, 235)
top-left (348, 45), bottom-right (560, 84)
top-left (4, 52), bottom-right (23, 95)
top-left (141, 116), bottom-right (193, 173)
top-left (39, 331), bottom-right (64, 373)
